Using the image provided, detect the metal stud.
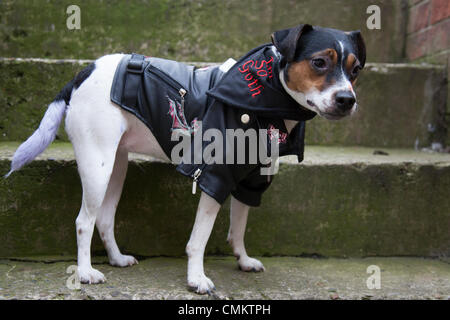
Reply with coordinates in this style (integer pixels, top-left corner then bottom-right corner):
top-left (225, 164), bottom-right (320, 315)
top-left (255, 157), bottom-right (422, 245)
top-left (241, 113), bottom-right (250, 124)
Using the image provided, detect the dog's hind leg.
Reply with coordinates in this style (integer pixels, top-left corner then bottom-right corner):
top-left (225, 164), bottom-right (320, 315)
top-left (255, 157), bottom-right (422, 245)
top-left (227, 196), bottom-right (265, 272)
top-left (67, 106), bottom-right (127, 284)
top-left (186, 192), bottom-right (221, 294)
top-left (95, 148), bottom-right (138, 267)
top-left (72, 130), bottom-right (125, 283)
top-left (73, 136), bottom-right (124, 283)
top-left (64, 54), bottom-right (130, 284)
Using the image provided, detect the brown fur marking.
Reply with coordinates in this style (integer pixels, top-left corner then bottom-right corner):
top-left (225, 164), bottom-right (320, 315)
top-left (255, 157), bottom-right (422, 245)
top-left (287, 48), bottom-right (338, 93)
top-left (287, 60), bottom-right (325, 92)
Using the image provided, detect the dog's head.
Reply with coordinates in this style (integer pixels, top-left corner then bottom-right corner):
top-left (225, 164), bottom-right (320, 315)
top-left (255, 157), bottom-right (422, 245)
top-left (272, 24), bottom-right (366, 120)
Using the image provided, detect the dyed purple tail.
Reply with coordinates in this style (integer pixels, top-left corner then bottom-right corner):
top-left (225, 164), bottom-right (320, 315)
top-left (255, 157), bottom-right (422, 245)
top-left (5, 99), bottom-right (67, 177)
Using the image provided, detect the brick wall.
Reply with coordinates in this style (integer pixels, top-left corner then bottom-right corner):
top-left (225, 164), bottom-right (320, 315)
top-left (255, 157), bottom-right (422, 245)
top-left (407, 0), bottom-right (449, 145)
top-left (407, 0), bottom-right (450, 63)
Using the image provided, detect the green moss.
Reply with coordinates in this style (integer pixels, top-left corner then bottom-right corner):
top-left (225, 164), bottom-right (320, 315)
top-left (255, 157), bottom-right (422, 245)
top-left (1, 147), bottom-right (449, 257)
top-left (0, 0), bottom-right (405, 62)
top-left (0, 59), bottom-right (90, 142)
top-left (1, 60), bottom-right (446, 147)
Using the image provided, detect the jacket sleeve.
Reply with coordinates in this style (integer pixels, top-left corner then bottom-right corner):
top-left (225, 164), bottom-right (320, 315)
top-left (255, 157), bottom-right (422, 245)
top-left (231, 166), bottom-right (274, 207)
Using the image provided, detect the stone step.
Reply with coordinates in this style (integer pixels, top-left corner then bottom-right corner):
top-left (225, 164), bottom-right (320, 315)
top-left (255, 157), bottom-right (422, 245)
top-left (1, 256), bottom-right (449, 300)
top-left (1, 0), bottom-right (406, 62)
top-left (0, 58), bottom-right (447, 148)
top-left (0, 142), bottom-right (449, 258)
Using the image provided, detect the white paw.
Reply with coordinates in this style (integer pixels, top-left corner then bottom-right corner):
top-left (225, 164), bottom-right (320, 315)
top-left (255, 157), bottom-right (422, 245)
top-left (78, 266), bottom-right (106, 284)
top-left (109, 254), bottom-right (138, 267)
top-left (238, 256), bottom-right (265, 272)
top-left (187, 273), bottom-right (216, 294)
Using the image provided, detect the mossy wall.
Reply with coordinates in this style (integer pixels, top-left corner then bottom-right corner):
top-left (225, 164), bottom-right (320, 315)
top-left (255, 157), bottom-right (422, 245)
top-left (0, 59), bottom-right (446, 148)
top-left (0, 0), bottom-right (406, 62)
top-left (0, 158), bottom-right (449, 258)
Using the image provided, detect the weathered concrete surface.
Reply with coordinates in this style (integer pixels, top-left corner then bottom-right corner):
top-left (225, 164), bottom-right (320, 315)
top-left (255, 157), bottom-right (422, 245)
top-left (0, 256), bottom-right (449, 300)
top-left (0, 0), bottom-right (406, 62)
top-left (0, 58), bottom-right (447, 148)
top-left (1, 143), bottom-right (449, 258)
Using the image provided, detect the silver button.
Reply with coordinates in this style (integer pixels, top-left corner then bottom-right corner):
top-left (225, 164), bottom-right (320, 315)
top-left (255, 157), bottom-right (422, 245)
top-left (241, 114), bottom-right (250, 124)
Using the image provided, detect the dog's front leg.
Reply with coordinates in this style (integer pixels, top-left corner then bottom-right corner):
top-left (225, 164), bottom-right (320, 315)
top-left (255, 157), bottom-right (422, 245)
top-left (227, 196), bottom-right (265, 272)
top-left (186, 192), bottom-right (220, 294)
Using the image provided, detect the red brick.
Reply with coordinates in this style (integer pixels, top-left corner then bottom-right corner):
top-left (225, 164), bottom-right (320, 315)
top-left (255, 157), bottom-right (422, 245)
top-left (430, 0), bottom-right (450, 24)
top-left (429, 19), bottom-right (450, 52)
top-left (408, 1), bottom-right (430, 33)
top-left (406, 29), bottom-right (431, 60)
top-left (407, 19), bottom-right (450, 60)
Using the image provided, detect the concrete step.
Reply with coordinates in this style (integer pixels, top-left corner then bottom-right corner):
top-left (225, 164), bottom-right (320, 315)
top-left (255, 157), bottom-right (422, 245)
top-left (0, 58), bottom-right (447, 148)
top-left (0, 256), bottom-right (449, 300)
top-left (1, 142), bottom-right (449, 258)
top-left (1, 0), bottom-right (406, 63)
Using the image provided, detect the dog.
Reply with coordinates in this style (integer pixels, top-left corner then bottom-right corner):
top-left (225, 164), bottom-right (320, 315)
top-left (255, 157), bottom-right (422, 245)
top-left (6, 24), bottom-right (365, 294)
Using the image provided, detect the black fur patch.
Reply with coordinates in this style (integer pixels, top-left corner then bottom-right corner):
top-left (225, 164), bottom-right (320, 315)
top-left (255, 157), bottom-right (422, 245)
top-left (54, 62), bottom-right (96, 105)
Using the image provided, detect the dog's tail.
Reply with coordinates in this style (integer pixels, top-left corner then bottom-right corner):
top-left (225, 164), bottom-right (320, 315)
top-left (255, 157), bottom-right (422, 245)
top-left (5, 98), bottom-right (67, 178)
top-left (5, 63), bottom-right (95, 178)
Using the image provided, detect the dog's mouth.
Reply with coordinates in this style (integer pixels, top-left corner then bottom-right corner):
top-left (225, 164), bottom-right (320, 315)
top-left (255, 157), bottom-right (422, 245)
top-left (320, 112), bottom-right (345, 120)
top-left (306, 100), bottom-right (353, 120)
top-left (306, 99), bottom-right (317, 108)
top-left (318, 107), bottom-right (354, 120)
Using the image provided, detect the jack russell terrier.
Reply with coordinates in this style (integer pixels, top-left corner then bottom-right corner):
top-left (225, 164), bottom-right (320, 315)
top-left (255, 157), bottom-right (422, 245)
top-left (6, 24), bottom-right (365, 294)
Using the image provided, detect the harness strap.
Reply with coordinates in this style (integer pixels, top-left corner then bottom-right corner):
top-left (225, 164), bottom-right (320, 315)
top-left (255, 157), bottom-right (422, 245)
top-left (123, 53), bottom-right (146, 108)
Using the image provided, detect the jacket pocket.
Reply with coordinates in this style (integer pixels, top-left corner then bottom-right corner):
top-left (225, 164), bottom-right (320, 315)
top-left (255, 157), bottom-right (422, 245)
top-left (146, 65), bottom-right (188, 104)
top-left (144, 65), bottom-right (201, 139)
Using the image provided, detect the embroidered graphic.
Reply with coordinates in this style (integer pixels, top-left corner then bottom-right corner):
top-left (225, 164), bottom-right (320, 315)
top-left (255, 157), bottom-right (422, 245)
top-left (267, 124), bottom-right (287, 144)
top-left (239, 56), bottom-right (274, 98)
top-left (167, 96), bottom-right (199, 135)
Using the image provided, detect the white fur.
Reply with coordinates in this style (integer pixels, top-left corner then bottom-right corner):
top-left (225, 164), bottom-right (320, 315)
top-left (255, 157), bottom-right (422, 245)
top-left (228, 197), bottom-right (265, 272)
top-left (61, 54), bottom-right (263, 292)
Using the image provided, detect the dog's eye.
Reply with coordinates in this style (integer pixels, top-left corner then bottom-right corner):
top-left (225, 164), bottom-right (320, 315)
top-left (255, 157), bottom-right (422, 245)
top-left (350, 65), bottom-right (361, 80)
top-left (311, 58), bottom-right (327, 70)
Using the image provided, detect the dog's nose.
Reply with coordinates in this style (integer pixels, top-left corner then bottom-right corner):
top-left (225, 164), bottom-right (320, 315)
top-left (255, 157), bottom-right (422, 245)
top-left (335, 91), bottom-right (356, 111)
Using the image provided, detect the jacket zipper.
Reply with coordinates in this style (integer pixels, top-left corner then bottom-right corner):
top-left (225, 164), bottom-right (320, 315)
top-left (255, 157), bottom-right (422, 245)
top-left (148, 66), bottom-right (186, 93)
top-left (179, 88), bottom-right (187, 110)
top-left (192, 168), bottom-right (202, 194)
top-left (148, 66), bottom-right (188, 122)
top-left (148, 66), bottom-right (201, 194)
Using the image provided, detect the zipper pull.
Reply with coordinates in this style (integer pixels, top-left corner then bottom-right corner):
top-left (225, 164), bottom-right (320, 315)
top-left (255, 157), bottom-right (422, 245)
top-left (179, 88), bottom-right (187, 109)
top-left (192, 168), bottom-right (202, 194)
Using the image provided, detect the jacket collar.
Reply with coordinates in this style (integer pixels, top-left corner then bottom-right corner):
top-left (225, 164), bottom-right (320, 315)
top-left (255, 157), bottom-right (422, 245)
top-left (207, 44), bottom-right (317, 122)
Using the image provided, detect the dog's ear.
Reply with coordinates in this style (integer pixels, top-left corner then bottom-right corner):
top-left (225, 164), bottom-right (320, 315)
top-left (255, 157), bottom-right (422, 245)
top-left (348, 30), bottom-right (366, 68)
top-left (271, 24), bottom-right (313, 62)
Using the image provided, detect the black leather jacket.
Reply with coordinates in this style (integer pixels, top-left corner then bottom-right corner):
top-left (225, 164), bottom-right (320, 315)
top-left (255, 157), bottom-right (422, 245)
top-left (111, 44), bottom-right (316, 206)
